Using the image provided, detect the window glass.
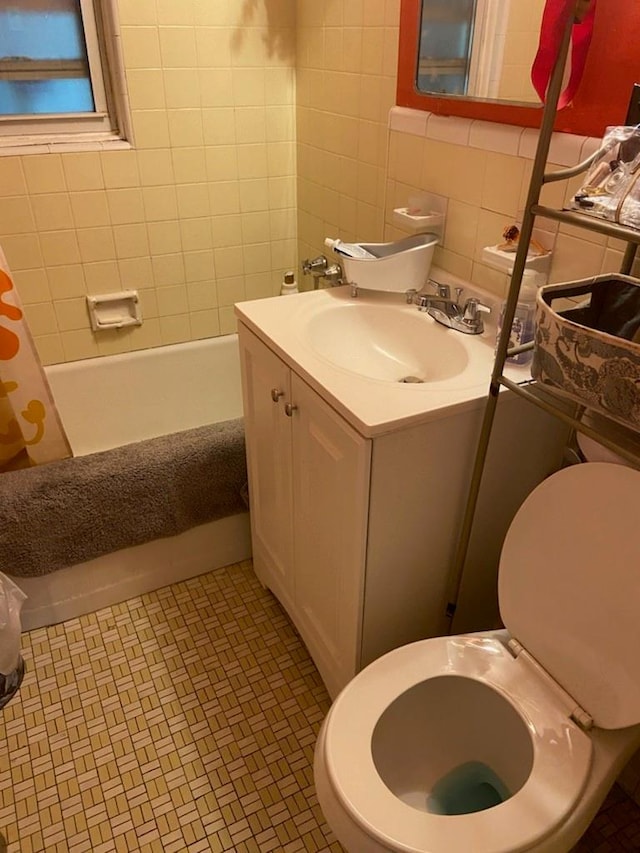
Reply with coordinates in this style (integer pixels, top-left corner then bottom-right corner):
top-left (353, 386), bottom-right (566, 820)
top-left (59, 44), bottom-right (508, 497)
top-left (0, 0), bottom-right (94, 116)
top-left (0, 78), bottom-right (93, 115)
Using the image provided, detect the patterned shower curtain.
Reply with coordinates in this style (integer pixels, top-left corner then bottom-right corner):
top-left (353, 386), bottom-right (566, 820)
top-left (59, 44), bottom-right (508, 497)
top-left (0, 248), bottom-right (71, 473)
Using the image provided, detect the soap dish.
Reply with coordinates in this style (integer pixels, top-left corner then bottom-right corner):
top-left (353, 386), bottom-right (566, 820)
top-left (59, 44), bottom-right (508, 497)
top-left (87, 291), bottom-right (142, 331)
top-left (393, 207), bottom-right (445, 233)
top-left (482, 245), bottom-right (552, 275)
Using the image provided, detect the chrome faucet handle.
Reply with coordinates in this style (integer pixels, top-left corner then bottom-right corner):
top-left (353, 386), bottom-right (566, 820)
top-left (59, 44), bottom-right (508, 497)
top-left (463, 297), bottom-right (491, 318)
top-left (427, 279), bottom-right (450, 299)
top-left (462, 298), bottom-right (491, 332)
top-left (413, 293), bottom-right (431, 312)
top-left (324, 262), bottom-right (344, 286)
top-left (302, 255), bottom-right (328, 276)
top-left (405, 288), bottom-right (418, 304)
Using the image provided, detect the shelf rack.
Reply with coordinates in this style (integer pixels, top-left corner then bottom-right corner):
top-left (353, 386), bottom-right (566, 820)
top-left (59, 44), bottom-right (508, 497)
top-left (446, 11), bottom-right (640, 625)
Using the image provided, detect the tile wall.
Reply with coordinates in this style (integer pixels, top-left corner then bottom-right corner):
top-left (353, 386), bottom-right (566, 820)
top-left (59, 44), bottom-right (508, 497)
top-left (295, 1), bottom-right (627, 307)
top-left (0, 0), bottom-right (297, 365)
top-left (383, 110), bottom-right (630, 302)
top-left (295, 0), bottom-right (401, 270)
top-left (2, 0), bottom-right (631, 365)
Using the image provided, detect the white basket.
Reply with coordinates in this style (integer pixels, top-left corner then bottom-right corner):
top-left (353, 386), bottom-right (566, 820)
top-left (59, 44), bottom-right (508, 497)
top-left (340, 234), bottom-right (438, 293)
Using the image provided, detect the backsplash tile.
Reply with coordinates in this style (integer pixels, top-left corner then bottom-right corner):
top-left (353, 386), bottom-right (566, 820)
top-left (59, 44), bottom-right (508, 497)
top-left (468, 120), bottom-right (524, 156)
top-left (379, 110), bottom-right (615, 300)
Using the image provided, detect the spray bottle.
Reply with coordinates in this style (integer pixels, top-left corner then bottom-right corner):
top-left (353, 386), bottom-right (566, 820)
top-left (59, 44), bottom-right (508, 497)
top-left (496, 270), bottom-right (544, 365)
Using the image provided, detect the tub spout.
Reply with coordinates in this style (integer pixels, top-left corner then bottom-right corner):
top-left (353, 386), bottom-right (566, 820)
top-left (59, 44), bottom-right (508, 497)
top-left (301, 255), bottom-right (345, 290)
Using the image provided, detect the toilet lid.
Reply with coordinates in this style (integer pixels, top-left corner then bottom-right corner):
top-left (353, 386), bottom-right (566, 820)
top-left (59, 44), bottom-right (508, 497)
top-left (499, 462), bottom-right (640, 730)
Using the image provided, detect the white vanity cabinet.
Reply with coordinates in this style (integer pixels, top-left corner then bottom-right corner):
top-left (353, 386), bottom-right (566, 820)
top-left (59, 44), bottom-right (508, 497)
top-left (239, 324), bottom-right (371, 697)
top-left (238, 301), bottom-right (569, 700)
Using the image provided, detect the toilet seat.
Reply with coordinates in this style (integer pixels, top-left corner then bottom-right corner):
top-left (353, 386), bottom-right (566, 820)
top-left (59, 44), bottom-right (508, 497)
top-left (499, 462), bottom-right (640, 730)
top-left (323, 635), bottom-right (593, 853)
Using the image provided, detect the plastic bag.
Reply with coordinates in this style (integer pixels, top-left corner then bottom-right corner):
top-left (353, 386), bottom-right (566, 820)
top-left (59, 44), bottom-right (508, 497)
top-left (571, 126), bottom-right (640, 230)
top-left (0, 573), bottom-right (26, 710)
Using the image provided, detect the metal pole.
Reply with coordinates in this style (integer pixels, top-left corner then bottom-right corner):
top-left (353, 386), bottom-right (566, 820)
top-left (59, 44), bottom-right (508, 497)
top-left (620, 242), bottom-right (638, 276)
top-left (445, 11), bottom-right (575, 626)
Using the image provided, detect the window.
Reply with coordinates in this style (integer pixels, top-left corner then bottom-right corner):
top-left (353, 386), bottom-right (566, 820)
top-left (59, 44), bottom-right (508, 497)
top-left (0, 0), bottom-right (129, 149)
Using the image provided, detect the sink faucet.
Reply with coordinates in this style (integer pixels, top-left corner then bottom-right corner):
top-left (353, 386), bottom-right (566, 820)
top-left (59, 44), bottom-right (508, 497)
top-left (413, 281), bottom-right (490, 335)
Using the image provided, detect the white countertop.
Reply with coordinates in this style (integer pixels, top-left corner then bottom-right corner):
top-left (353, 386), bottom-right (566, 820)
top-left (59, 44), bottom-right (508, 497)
top-left (235, 275), bottom-right (528, 438)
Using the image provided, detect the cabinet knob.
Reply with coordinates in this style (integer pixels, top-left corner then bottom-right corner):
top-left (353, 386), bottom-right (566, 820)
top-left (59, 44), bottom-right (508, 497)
top-left (284, 402), bottom-right (298, 417)
top-left (271, 388), bottom-right (285, 403)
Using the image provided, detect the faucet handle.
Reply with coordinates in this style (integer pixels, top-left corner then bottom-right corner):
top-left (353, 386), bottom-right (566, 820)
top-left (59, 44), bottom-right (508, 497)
top-left (463, 297), bottom-right (491, 316)
top-left (427, 279), bottom-right (450, 299)
top-left (462, 298), bottom-right (491, 330)
top-left (324, 262), bottom-right (344, 286)
top-left (302, 255), bottom-right (328, 276)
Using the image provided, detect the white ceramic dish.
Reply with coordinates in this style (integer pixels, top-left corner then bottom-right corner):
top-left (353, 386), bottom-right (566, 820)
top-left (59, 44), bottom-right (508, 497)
top-left (339, 233), bottom-right (439, 294)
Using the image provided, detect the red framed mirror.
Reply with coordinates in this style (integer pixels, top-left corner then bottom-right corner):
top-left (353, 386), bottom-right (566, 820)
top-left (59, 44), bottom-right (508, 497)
top-left (397, 0), bottom-right (640, 138)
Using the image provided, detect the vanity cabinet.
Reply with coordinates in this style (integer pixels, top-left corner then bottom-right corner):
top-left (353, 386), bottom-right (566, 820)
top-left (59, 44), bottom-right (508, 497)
top-left (239, 321), bottom-right (569, 699)
top-left (239, 325), bottom-right (371, 696)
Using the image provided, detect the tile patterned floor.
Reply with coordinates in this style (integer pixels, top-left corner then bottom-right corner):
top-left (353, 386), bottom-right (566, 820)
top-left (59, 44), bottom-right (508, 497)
top-left (0, 558), bottom-right (639, 853)
top-left (0, 561), bottom-right (340, 853)
top-left (574, 784), bottom-right (640, 852)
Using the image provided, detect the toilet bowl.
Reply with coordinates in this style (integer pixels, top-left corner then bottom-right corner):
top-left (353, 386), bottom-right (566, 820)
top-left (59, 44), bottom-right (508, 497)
top-left (314, 463), bottom-right (640, 853)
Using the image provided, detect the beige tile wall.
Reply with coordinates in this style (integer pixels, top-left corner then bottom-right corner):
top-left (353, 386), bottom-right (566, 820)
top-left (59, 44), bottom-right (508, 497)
top-left (295, 0), bottom-right (401, 273)
top-left (384, 127), bottom-right (628, 302)
top-left (1, 0), bottom-right (296, 365)
top-left (4, 0), bottom-right (627, 366)
top-left (294, 1), bottom-right (625, 305)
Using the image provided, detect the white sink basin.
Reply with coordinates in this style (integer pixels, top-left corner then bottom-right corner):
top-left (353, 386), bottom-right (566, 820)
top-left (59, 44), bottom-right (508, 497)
top-left (304, 301), bottom-right (468, 383)
top-left (235, 279), bottom-right (508, 437)
top-left (300, 298), bottom-right (470, 384)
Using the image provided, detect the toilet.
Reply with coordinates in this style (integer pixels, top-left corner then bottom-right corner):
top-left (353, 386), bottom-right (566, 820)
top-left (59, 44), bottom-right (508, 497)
top-left (314, 462), bottom-right (640, 853)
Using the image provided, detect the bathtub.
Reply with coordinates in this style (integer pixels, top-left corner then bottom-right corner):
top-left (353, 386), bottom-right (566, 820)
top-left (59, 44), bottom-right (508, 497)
top-left (17, 335), bottom-right (251, 631)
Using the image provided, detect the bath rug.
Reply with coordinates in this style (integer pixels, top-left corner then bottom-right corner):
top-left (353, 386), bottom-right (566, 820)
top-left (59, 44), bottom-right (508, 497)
top-left (0, 418), bottom-right (247, 577)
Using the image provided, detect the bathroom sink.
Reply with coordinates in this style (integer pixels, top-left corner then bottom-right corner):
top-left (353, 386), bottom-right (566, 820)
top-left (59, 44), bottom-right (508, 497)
top-left (300, 299), bottom-right (470, 384)
top-left (235, 277), bottom-right (507, 436)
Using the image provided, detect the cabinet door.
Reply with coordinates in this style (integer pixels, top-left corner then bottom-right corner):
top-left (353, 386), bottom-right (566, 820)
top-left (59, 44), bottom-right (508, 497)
top-left (239, 326), bottom-right (294, 607)
top-left (290, 374), bottom-right (371, 698)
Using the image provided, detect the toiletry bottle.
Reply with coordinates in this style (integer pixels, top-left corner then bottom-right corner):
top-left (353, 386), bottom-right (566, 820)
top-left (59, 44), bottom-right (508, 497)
top-left (324, 237), bottom-right (377, 260)
top-left (280, 270), bottom-right (298, 295)
top-left (496, 270), bottom-right (542, 365)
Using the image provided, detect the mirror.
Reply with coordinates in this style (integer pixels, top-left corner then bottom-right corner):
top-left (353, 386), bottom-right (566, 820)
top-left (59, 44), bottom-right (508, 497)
top-left (398, 0), bottom-right (640, 138)
top-left (417, 0), bottom-right (542, 104)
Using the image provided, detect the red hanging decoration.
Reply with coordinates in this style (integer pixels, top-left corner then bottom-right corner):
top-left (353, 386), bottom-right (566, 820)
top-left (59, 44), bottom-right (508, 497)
top-left (531, 0), bottom-right (597, 110)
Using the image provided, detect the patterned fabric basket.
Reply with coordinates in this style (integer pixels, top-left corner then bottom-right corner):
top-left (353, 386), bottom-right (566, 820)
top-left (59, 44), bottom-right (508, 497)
top-left (532, 275), bottom-right (640, 431)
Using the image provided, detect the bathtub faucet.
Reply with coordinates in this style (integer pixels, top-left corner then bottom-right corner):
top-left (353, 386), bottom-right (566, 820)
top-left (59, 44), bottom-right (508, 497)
top-left (302, 255), bottom-right (345, 290)
top-left (413, 281), bottom-right (490, 335)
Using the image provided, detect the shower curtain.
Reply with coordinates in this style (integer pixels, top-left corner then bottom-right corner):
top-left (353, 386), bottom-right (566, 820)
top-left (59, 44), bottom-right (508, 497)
top-left (0, 248), bottom-right (71, 473)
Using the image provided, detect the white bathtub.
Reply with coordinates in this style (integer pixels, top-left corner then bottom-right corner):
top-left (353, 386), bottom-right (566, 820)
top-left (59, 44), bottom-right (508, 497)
top-left (17, 335), bottom-right (251, 631)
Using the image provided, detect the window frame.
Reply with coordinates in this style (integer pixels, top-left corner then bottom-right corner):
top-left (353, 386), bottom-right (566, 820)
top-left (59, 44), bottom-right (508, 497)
top-left (397, 0), bottom-right (640, 138)
top-left (0, 0), bottom-right (131, 152)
